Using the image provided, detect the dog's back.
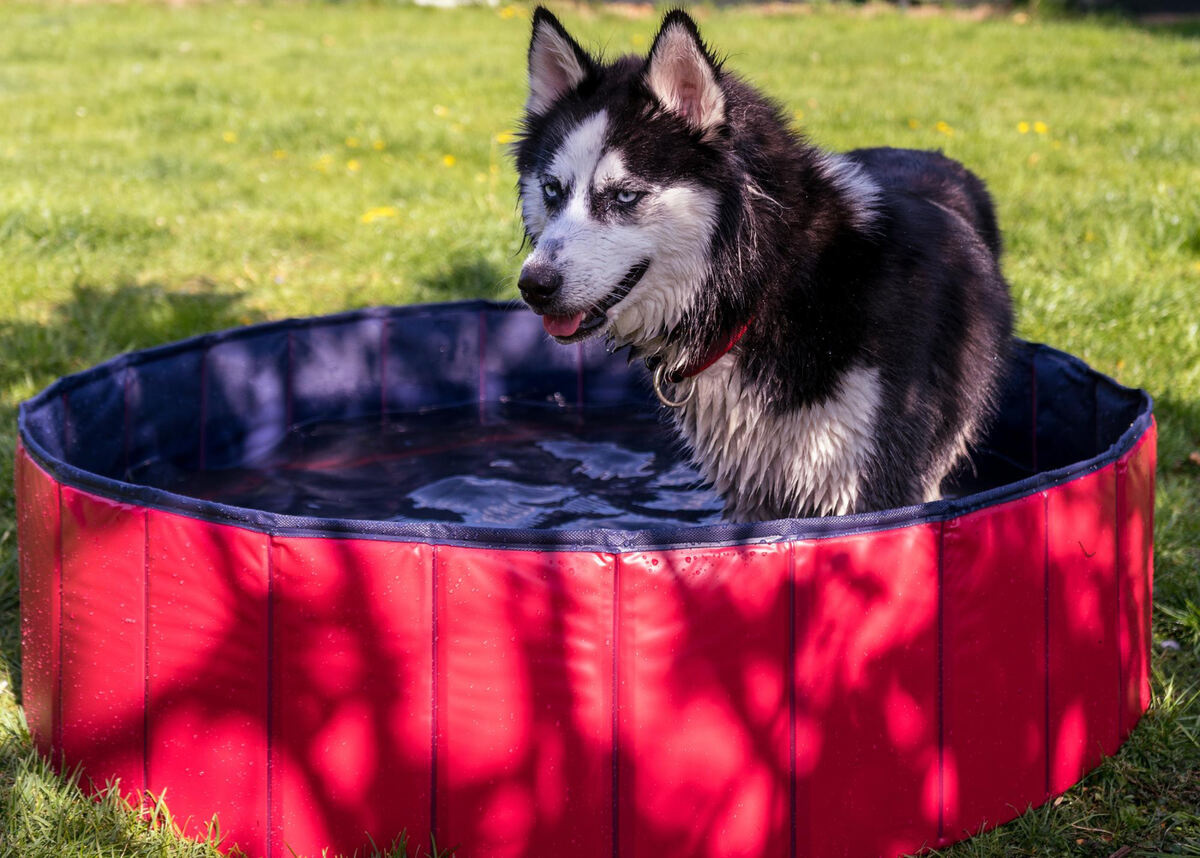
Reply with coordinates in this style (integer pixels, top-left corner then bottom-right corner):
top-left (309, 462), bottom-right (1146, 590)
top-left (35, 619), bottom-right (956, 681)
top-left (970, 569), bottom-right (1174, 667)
top-left (848, 147), bottom-right (1003, 259)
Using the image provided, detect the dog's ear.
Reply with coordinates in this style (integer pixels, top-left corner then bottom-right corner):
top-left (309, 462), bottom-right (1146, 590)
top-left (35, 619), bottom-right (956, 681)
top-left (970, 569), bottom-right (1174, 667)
top-left (644, 10), bottom-right (725, 138)
top-left (526, 7), bottom-right (594, 116)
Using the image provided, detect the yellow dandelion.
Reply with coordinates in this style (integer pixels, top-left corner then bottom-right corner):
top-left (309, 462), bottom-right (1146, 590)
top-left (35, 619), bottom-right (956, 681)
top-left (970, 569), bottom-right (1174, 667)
top-left (793, 110), bottom-right (805, 123)
top-left (1084, 230), bottom-right (1095, 242)
top-left (347, 159), bottom-right (361, 172)
top-left (1028, 152), bottom-right (1041, 166)
top-left (433, 104), bottom-right (449, 118)
top-left (272, 149), bottom-right (288, 160)
top-left (442, 154), bottom-right (457, 167)
top-left (632, 34), bottom-right (646, 47)
top-left (222, 131), bottom-right (238, 143)
top-left (1033, 121), bottom-right (1048, 135)
top-left (907, 118), bottom-right (921, 130)
top-left (1013, 11), bottom-right (1030, 24)
top-left (935, 120), bottom-right (954, 137)
top-left (499, 5), bottom-right (520, 19)
top-left (490, 164), bottom-right (500, 175)
top-left (495, 131), bottom-right (516, 145)
top-left (1017, 121), bottom-right (1030, 134)
top-left (360, 206), bottom-right (398, 224)
top-left (372, 140), bottom-right (386, 151)
top-left (345, 136), bottom-right (360, 148)
top-left (313, 153), bottom-right (334, 173)
top-left (1193, 260), bottom-right (1200, 274)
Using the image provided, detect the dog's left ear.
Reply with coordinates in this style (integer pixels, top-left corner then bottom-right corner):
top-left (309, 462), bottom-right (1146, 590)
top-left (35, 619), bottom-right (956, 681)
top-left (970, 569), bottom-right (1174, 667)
top-left (644, 10), bottom-right (725, 138)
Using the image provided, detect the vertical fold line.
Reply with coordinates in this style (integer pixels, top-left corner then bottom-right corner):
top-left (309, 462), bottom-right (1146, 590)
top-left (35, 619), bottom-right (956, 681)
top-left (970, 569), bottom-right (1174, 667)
top-left (1042, 491), bottom-right (1051, 799)
top-left (198, 346), bottom-right (209, 472)
top-left (122, 367), bottom-right (133, 481)
top-left (787, 542), bottom-right (797, 858)
top-left (576, 342), bottom-right (585, 415)
top-left (285, 331), bottom-right (295, 432)
top-left (936, 519), bottom-right (946, 843)
top-left (143, 509), bottom-right (151, 807)
top-left (477, 312), bottom-right (487, 424)
top-left (1144, 440), bottom-right (1155, 716)
top-left (380, 317), bottom-right (390, 422)
top-left (431, 544), bottom-right (440, 843)
top-left (1114, 464), bottom-right (1124, 740)
top-left (54, 480), bottom-right (64, 763)
top-left (611, 552), bottom-right (621, 858)
top-left (1031, 349), bottom-right (1039, 474)
top-left (61, 393), bottom-right (71, 464)
top-left (266, 535), bottom-right (276, 858)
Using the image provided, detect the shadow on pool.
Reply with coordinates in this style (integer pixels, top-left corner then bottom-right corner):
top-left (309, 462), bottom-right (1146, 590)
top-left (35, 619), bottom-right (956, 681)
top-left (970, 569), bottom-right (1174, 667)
top-left (6, 291), bottom-right (1159, 858)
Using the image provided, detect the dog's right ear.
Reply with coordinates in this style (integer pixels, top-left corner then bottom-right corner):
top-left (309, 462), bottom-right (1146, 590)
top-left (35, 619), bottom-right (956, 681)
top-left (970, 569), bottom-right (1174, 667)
top-left (526, 7), bottom-right (594, 116)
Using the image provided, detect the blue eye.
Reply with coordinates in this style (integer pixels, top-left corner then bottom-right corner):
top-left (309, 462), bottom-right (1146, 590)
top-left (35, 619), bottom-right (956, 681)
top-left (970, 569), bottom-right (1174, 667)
top-left (542, 180), bottom-right (563, 202)
top-left (615, 188), bottom-right (642, 205)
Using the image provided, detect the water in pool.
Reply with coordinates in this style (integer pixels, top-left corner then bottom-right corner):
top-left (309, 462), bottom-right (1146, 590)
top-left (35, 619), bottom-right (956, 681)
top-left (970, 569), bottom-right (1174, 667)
top-left (139, 406), bottom-right (726, 528)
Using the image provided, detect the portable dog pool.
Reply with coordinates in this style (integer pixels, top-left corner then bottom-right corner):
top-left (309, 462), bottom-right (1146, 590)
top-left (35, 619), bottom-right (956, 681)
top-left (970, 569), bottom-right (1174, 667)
top-left (16, 300), bottom-right (1154, 858)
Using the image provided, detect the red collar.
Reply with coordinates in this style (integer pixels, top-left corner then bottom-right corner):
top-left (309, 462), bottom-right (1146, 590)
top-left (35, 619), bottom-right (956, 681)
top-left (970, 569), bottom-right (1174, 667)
top-left (662, 316), bottom-right (755, 384)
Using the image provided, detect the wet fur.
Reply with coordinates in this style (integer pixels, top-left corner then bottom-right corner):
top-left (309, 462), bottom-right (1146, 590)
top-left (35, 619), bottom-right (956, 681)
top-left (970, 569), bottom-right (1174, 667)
top-left (515, 8), bottom-right (1013, 520)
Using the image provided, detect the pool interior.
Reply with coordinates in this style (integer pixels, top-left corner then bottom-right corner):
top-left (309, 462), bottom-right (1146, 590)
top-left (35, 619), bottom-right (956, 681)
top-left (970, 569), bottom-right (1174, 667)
top-left (20, 306), bottom-right (1148, 527)
top-left (135, 406), bottom-right (725, 529)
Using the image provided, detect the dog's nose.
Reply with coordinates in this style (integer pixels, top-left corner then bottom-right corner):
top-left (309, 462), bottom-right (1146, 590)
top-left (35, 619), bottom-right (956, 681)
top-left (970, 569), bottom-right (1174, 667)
top-left (518, 262), bottom-right (563, 306)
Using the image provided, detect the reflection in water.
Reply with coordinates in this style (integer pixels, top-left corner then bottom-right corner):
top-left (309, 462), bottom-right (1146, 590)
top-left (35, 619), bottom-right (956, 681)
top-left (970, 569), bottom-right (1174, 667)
top-left (135, 406), bottom-right (726, 528)
top-left (131, 400), bottom-right (1037, 528)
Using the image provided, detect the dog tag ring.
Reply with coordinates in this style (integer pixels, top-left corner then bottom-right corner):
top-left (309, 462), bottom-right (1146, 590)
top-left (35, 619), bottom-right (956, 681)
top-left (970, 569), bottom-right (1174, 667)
top-left (653, 362), bottom-right (696, 408)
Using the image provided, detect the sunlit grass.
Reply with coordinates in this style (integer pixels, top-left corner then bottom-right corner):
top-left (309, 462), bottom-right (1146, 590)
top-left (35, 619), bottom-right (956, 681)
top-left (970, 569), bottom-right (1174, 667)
top-left (0, 1), bottom-right (1198, 856)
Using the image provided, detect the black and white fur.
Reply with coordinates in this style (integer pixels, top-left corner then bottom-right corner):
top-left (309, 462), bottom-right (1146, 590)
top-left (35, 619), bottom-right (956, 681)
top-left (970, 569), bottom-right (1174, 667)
top-left (515, 7), bottom-right (1013, 522)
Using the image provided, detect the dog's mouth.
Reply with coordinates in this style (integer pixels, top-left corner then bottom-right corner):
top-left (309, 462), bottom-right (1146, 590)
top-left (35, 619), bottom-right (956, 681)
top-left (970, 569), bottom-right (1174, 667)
top-left (542, 260), bottom-right (651, 343)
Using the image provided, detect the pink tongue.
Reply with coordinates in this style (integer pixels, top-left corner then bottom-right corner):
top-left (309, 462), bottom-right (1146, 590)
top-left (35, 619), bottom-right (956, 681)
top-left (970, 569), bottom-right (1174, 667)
top-left (543, 312), bottom-right (586, 337)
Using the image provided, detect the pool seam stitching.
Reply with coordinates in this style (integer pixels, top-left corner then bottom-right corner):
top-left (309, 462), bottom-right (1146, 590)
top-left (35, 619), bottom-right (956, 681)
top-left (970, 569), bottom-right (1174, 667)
top-left (937, 519), bottom-right (945, 844)
top-left (1042, 490), bottom-right (1051, 799)
top-left (788, 541), bottom-right (797, 858)
top-left (431, 543), bottom-right (440, 844)
top-left (611, 551), bottom-right (621, 858)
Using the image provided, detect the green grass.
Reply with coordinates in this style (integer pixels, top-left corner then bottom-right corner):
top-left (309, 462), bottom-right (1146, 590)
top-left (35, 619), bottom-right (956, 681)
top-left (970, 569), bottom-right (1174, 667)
top-left (0, 1), bottom-right (1198, 855)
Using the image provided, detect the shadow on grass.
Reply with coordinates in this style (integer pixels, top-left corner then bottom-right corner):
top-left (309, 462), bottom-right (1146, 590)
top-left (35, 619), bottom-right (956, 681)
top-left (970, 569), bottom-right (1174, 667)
top-left (0, 280), bottom-right (265, 402)
top-left (0, 278), bottom-right (266, 689)
top-left (414, 257), bottom-right (517, 305)
top-left (1023, 4), bottom-right (1200, 40)
top-left (1136, 16), bottom-right (1200, 39)
top-left (1152, 394), bottom-right (1200, 453)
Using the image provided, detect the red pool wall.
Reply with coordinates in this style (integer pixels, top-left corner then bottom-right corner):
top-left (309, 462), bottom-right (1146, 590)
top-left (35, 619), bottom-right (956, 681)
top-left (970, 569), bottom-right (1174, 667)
top-left (15, 422), bottom-right (1155, 858)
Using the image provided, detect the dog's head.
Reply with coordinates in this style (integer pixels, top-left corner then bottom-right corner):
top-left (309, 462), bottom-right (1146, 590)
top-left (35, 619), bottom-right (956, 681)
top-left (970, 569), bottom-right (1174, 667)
top-left (514, 8), bottom-right (728, 346)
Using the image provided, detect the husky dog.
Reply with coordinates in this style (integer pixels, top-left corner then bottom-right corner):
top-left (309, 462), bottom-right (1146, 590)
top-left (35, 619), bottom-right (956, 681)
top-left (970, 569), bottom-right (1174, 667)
top-left (514, 7), bottom-right (1013, 521)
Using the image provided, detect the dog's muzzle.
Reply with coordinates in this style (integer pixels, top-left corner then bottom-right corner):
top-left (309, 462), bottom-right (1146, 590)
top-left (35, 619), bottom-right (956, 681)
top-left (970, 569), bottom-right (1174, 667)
top-left (523, 259), bottom-right (651, 343)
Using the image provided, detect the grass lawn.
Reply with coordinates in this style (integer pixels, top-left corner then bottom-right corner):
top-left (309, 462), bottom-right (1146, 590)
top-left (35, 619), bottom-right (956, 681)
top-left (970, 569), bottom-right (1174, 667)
top-left (0, 1), bottom-right (1198, 855)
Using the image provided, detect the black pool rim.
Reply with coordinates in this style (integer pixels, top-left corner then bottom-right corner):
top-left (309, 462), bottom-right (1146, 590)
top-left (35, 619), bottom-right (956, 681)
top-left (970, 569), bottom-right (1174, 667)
top-left (17, 300), bottom-right (1154, 553)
